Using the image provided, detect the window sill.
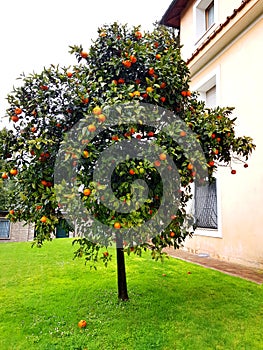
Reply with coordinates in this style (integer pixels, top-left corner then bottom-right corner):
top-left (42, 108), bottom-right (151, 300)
top-left (194, 228), bottom-right (222, 238)
top-left (195, 23), bottom-right (216, 46)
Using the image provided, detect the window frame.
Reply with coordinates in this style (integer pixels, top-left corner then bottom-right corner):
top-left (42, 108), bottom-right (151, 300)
top-left (194, 0), bottom-right (218, 44)
top-left (191, 68), bottom-right (222, 238)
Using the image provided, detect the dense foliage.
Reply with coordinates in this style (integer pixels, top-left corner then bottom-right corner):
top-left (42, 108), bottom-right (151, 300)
top-left (0, 23), bottom-right (255, 264)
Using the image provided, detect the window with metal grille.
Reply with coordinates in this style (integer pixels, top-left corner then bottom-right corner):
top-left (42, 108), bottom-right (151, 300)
top-left (0, 219), bottom-right (10, 239)
top-left (194, 181), bottom-right (218, 229)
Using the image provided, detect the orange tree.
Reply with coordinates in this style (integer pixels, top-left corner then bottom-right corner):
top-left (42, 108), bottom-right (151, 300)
top-left (1, 23), bottom-right (255, 300)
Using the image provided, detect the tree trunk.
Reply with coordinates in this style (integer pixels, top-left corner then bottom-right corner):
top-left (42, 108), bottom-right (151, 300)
top-left (116, 233), bottom-right (129, 301)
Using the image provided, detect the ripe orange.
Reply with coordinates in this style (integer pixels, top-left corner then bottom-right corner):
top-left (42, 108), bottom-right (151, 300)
top-left (92, 106), bottom-right (102, 115)
top-left (213, 149), bottom-right (219, 155)
top-left (156, 54), bottom-right (161, 60)
top-left (67, 72), bottom-right (73, 78)
top-left (181, 90), bottom-right (187, 97)
top-left (80, 51), bottom-right (88, 58)
top-left (41, 180), bottom-right (48, 186)
top-left (40, 216), bottom-right (47, 223)
top-left (133, 91), bottom-right (140, 97)
top-left (160, 96), bottom-right (166, 103)
top-left (14, 108), bottom-right (22, 115)
top-left (87, 124), bottom-right (96, 132)
top-left (98, 114), bottom-right (106, 123)
top-left (118, 78), bottom-right (125, 84)
top-left (78, 320), bottom-right (87, 328)
top-left (83, 188), bottom-right (91, 196)
top-left (154, 160), bottom-right (161, 167)
top-left (36, 205), bottom-right (42, 210)
top-left (129, 92), bottom-right (134, 98)
top-left (147, 131), bottom-right (154, 137)
top-left (130, 55), bottom-right (137, 63)
top-left (187, 163), bottom-right (194, 170)
top-left (31, 127), bottom-right (37, 133)
top-left (146, 87), bottom-right (154, 93)
top-left (114, 222), bottom-right (121, 229)
top-left (112, 135), bottom-right (119, 141)
top-left (148, 67), bottom-right (155, 75)
top-left (186, 90), bottom-right (191, 96)
top-left (81, 96), bottom-right (89, 104)
top-left (159, 153), bottom-right (167, 161)
top-left (9, 209), bottom-right (15, 215)
top-left (134, 31), bottom-right (142, 39)
top-left (11, 115), bottom-right (19, 122)
top-left (100, 32), bottom-right (107, 37)
top-left (9, 169), bottom-right (18, 176)
top-left (208, 161), bottom-right (215, 167)
top-left (129, 169), bottom-right (135, 175)
top-left (180, 131), bottom-right (187, 137)
top-left (83, 150), bottom-right (89, 158)
top-left (160, 82), bottom-right (166, 89)
top-left (122, 60), bottom-right (132, 68)
top-left (170, 231), bottom-right (175, 237)
top-left (142, 93), bottom-right (148, 99)
top-left (2, 172), bottom-right (8, 179)
top-left (112, 79), bottom-right (118, 85)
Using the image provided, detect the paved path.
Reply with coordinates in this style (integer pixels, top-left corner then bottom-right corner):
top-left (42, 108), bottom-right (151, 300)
top-left (164, 248), bottom-right (263, 284)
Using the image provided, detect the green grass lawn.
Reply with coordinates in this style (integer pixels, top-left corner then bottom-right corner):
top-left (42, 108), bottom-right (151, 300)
top-left (0, 238), bottom-right (262, 350)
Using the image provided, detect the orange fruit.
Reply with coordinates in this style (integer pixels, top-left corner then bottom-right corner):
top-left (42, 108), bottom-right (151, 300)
top-left (98, 114), bottom-right (106, 122)
top-left (87, 124), bottom-right (96, 132)
top-left (180, 131), bottom-right (187, 137)
top-left (160, 96), bottom-right (166, 103)
top-left (80, 51), bottom-right (88, 58)
top-left (118, 78), bottom-right (125, 84)
top-left (14, 108), bottom-right (22, 115)
top-left (170, 231), bottom-right (175, 237)
top-left (122, 60), bottom-right (132, 68)
top-left (81, 96), bottom-right (89, 104)
top-left (83, 150), bottom-right (89, 158)
top-left (9, 169), bottom-right (18, 176)
top-left (78, 320), bottom-right (87, 328)
top-left (154, 160), bottom-right (161, 167)
top-left (208, 161), bottom-right (215, 167)
top-left (40, 85), bottom-right (48, 91)
top-left (148, 67), bottom-right (154, 75)
top-left (40, 216), bottom-right (47, 223)
top-left (130, 55), bottom-right (137, 63)
top-left (9, 209), bottom-right (15, 215)
top-left (41, 180), bottom-right (48, 186)
top-left (134, 31), bottom-right (142, 39)
top-left (156, 54), bottom-right (161, 60)
top-left (67, 72), bottom-right (73, 78)
top-left (160, 82), bottom-right (166, 89)
top-left (114, 222), bottom-right (121, 229)
top-left (181, 90), bottom-right (187, 97)
top-left (100, 32), bottom-right (107, 37)
top-left (133, 91), bottom-right (140, 97)
top-left (103, 251), bottom-right (109, 257)
top-left (129, 169), bottom-right (135, 175)
top-left (92, 106), bottom-right (102, 115)
top-left (187, 163), bottom-right (194, 170)
top-left (159, 153), bottom-right (167, 161)
top-left (11, 115), bottom-right (19, 122)
top-left (83, 188), bottom-right (91, 196)
top-left (146, 87), bottom-right (154, 93)
top-left (31, 127), bottom-right (37, 133)
top-left (2, 172), bottom-right (8, 179)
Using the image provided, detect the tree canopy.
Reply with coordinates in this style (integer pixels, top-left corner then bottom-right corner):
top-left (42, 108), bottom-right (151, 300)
top-left (0, 23), bottom-right (255, 298)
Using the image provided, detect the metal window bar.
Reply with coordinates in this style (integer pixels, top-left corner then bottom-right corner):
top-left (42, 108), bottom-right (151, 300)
top-left (0, 220), bottom-right (10, 238)
top-left (195, 181), bottom-right (218, 229)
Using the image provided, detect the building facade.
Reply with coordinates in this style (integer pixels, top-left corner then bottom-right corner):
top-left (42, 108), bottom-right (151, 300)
top-left (161, 0), bottom-right (263, 268)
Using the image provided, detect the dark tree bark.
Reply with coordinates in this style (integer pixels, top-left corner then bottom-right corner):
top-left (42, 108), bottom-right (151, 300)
top-left (116, 233), bottom-right (129, 301)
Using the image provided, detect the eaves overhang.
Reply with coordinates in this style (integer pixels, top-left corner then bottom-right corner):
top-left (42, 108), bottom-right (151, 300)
top-left (159, 0), bottom-right (188, 28)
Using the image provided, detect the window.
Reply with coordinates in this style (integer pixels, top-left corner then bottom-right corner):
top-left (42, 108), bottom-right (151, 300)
top-left (205, 1), bottom-right (214, 30)
top-left (191, 69), bottom-right (221, 237)
top-left (194, 0), bottom-right (217, 42)
top-left (0, 219), bottom-right (10, 239)
top-left (194, 180), bottom-right (217, 229)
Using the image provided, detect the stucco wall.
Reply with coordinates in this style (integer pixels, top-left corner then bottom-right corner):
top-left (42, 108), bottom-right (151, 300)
top-left (184, 17), bottom-right (263, 268)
